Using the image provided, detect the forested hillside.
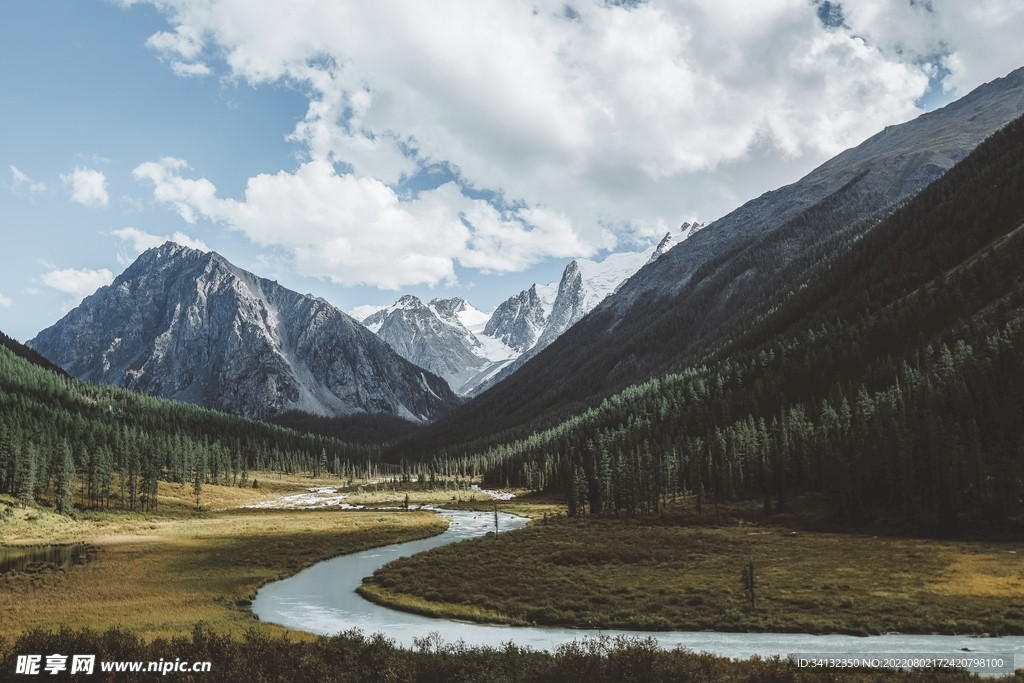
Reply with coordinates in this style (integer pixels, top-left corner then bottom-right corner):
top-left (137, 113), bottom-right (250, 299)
top-left (0, 330), bottom-right (67, 377)
top-left (0, 337), bottom-right (374, 512)
top-left (392, 68), bottom-right (1024, 462)
top-left (267, 410), bottom-right (423, 446)
top-left (477, 112), bottom-right (1024, 535)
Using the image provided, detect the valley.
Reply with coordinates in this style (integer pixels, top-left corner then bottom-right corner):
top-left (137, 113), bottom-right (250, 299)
top-left (363, 498), bottom-right (1024, 636)
top-left (0, 475), bottom-right (448, 640)
top-left (6, 474), bottom-right (1023, 642)
top-left (5, 61), bottom-right (1024, 683)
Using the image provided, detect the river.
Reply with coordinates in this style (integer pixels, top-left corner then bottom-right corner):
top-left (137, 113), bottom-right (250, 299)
top-left (252, 508), bottom-right (1024, 675)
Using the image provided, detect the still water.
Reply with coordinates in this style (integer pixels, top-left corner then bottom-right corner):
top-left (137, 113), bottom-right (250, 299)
top-left (0, 544), bottom-right (88, 574)
top-left (253, 509), bottom-right (1024, 674)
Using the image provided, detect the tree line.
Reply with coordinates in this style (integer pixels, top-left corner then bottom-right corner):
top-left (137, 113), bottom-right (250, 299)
top-left (0, 339), bottom-right (380, 513)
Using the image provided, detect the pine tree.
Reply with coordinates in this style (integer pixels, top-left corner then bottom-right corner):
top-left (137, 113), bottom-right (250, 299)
top-left (192, 449), bottom-right (205, 511)
top-left (55, 441), bottom-right (76, 515)
top-left (15, 444), bottom-right (36, 508)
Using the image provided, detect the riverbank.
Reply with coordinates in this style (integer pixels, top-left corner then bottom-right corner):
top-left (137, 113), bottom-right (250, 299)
top-left (362, 501), bottom-right (1024, 636)
top-left (0, 476), bottom-right (448, 640)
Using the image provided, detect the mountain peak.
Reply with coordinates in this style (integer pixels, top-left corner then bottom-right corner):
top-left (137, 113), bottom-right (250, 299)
top-left (396, 294), bottom-right (424, 308)
top-left (358, 293), bottom-right (505, 394)
top-left (29, 249), bottom-right (458, 421)
top-left (355, 218), bottom-right (706, 397)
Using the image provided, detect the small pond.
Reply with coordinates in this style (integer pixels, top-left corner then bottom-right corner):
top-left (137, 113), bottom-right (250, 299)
top-left (0, 544), bottom-right (89, 574)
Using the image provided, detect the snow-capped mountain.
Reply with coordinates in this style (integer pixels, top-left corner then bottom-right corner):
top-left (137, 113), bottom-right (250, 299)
top-left (28, 243), bottom-right (460, 421)
top-left (483, 282), bottom-right (558, 354)
top-left (487, 221), bottom-right (705, 356)
top-left (467, 224), bottom-right (701, 393)
top-left (357, 222), bottom-right (704, 395)
top-left (361, 295), bottom-right (517, 395)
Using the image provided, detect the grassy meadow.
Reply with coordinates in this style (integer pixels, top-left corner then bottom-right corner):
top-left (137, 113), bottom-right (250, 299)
top-left (362, 498), bottom-right (1024, 635)
top-left (0, 475), bottom-right (449, 640)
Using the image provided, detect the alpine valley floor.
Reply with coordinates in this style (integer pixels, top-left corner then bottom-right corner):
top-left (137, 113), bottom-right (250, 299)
top-left (361, 495), bottom-right (1024, 636)
top-left (0, 475), bottom-right (449, 641)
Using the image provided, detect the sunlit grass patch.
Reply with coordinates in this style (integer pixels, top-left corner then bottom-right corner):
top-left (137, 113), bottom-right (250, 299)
top-left (358, 582), bottom-right (527, 626)
top-left (0, 478), bottom-right (448, 641)
top-left (931, 554), bottom-right (1024, 597)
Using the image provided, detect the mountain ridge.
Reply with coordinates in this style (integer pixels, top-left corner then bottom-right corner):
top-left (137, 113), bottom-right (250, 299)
top-left (388, 64), bottom-right (1024, 459)
top-left (357, 223), bottom-right (704, 395)
top-left (29, 243), bottom-right (459, 422)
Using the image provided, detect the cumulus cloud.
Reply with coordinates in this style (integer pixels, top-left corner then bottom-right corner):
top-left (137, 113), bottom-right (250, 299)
top-left (836, 0), bottom-right (1024, 96)
top-left (61, 167), bottom-right (109, 208)
top-left (112, 226), bottom-right (209, 260)
top-left (171, 61), bottom-right (212, 77)
top-left (0, 292), bottom-right (12, 308)
top-left (41, 267), bottom-right (115, 307)
top-left (348, 304), bottom-right (386, 321)
top-left (9, 166), bottom-right (46, 194)
top-left (112, 227), bottom-right (166, 253)
top-left (134, 157), bottom-right (590, 288)
top-left (127, 0), bottom-right (1024, 285)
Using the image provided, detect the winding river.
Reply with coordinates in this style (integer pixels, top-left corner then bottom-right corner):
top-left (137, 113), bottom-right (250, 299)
top-left (252, 509), bottom-right (1024, 674)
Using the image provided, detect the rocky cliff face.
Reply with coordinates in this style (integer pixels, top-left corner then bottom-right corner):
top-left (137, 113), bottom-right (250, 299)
top-left (483, 284), bottom-right (555, 353)
top-left (28, 243), bottom-right (459, 421)
top-left (361, 295), bottom-right (495, 394)
top-left (359, 230), bottom-right (698, 397)
top-left (466, 230), bottom-right (707, 394)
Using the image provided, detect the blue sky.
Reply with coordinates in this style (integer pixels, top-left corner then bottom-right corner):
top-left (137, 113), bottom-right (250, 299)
top-left (2, 0), bottom-right (1023, 342)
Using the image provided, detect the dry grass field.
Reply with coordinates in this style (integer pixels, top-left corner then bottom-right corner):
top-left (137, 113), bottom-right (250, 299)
top-left (0, 476), bottom-right (448, 641)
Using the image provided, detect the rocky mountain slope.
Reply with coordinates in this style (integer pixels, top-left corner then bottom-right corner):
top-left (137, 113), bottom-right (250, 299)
top-left (474, 225), bottom-right (705, 392)
top-left (391, 65), bottom-right (1024, 456)
top-left (29, 243), bottom-right (459, 421)
top-left (359, 223), bottom-right (703, 395)
top-left (361, 295), bottom-right (513, 395)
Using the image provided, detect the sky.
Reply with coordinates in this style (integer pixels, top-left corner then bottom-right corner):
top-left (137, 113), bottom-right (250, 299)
top-left (2, 0), bottom-right (1024, 342)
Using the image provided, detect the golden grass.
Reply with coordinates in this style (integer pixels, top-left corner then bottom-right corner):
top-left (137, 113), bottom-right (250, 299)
top-left (931, 553), bottom-right (1024, 597)
top-left (362, 507), bottom-right (1024, 635)
top-left (0, 476), bottom-right (448, 641)
top-left (358, 583), bottom-right (525, 626)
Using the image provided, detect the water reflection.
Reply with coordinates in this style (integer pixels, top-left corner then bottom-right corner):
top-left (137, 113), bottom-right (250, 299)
top-left (0, 544), bottom-right (88, 574)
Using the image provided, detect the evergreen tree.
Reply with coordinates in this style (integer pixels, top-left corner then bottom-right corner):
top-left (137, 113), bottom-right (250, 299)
top-left (192, 448), bottom-right (205, 511)
top-left (14, 443), bottom-right (36, 508)
top-left (55, 441), bottom-right (75, 515)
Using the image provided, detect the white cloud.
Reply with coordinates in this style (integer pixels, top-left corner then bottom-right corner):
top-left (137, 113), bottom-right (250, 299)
top-left (10, 165), bottom-right (46, 194)
top-left (60, 167), bottom-right (109, 208)
top-left (837, 0), bottom-right (1024, 96)
top-left (40, 267), bottom-right (115, 307)
top-left (128, 0), bottom-right (1024, 285)
top-left (170, 231), bottom-right (209, 251)
top-left (171, 60), bottom-right (212, 77)
top-left (112, 227), bottom-right (166, 253)
top-left (0, 293), bottom-right (12, 308)
top-left (121, 195), bottom-right (145, 213)
top-left (112, 227), bottom-right (209, 259)
top-left (134, 157), bottom-right (589, 288)
top-left (348, 304), bottom-right (386, 321)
